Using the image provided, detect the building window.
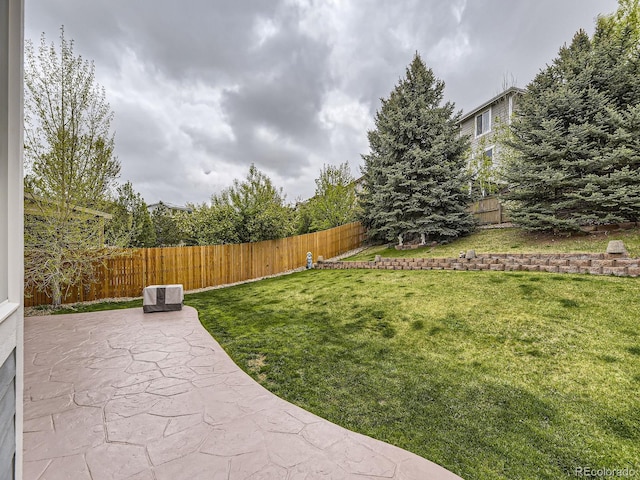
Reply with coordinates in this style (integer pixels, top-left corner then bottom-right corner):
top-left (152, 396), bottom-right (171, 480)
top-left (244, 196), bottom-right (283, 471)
top-left (483, 146), bottom-right (493, 163)
top-left (475, 109), bottom-right (491, 137)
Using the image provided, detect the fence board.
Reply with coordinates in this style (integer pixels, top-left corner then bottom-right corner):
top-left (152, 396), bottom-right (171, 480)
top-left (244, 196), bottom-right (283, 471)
top-left (468, 196), bottom-right (509, 225)
top-left (25, 222), bottom-right (366, 307)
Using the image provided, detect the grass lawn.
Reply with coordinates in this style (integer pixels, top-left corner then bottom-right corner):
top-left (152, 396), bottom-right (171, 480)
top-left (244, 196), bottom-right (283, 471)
top-left (185, 269), bottom-right (640, 480)
top-left (347, 227), bottom-right (640, 261)
top-left (37, 298), bottom-right (143, 315)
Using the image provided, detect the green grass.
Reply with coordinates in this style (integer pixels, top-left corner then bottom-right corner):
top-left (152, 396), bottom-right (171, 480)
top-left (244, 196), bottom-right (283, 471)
top-left (347, 227), bottom-right (640, 261)
top-left (41, 263), bottom-right (640, 478)
top-left (185, 269), bottom-right (640, 480)
top-left (45, 298), bottom-right (142, 315)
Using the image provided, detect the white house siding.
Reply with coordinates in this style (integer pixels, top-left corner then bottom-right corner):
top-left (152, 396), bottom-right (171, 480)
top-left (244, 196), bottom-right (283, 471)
top-left (459, 88), bottom-right (524, 168)
top-left (0, 0), bottom-right (24, 478)
top-left (459, 116), bottom-right (475, 143)
top-left (0, 351), bottom-right (16, 479)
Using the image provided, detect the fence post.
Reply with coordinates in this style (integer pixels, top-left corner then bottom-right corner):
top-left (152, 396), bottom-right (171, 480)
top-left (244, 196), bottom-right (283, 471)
top-left (142, 249), bottom-right (147, 289)
top-left (25, 222), bottom-right (367, 307)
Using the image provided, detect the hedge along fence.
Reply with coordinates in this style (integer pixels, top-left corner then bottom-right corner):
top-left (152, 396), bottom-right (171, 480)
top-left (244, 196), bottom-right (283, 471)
top-left (25, 222), bottom-right (366, 307)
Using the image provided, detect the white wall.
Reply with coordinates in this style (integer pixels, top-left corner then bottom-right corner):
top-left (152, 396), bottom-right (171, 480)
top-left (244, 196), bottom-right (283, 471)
top-left (0, 0), bottom-right (24, 478)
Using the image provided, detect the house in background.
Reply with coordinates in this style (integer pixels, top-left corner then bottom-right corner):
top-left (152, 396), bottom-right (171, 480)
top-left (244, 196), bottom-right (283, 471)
top-left (459, 87), bottom-right (525, 197)
top-left (147, 201), bottom-right (193, 215)
top-left (24, 193), bottom-right (113, 246)
top-left (352, 175), bottom-right (366, 196)
top-left (0, 0), bottom-right (25, 478)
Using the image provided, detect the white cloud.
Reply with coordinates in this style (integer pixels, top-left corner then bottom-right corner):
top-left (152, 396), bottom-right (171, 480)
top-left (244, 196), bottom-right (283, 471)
top-left (428, 31), bottom-right (472, 74)
top-left (319, 90), bottom-right (372, 133)
top-left (452, 0), bottom-right (467, 24)
top-left (25, 0), bottom-right (620, 206)
top-left (255, 125), bottom-right (280, 144)
top-left (101, 48), bottom-right (239, 203)
top-left (317, 89), bottom-right (372, 183)
top-left (252, 16), bottom-right (279, 49)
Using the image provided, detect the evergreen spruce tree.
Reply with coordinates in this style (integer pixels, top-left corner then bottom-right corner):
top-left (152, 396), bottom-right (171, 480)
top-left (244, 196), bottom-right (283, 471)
top-left (360, 53), bottom-right (473, 243)
top-left (503, 25), bottom-right (640, 231)
top-left (592, 0), bottom-right (640, 109)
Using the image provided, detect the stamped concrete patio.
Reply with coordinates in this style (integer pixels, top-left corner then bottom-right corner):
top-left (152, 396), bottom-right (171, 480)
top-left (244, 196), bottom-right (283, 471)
top-left (23, 306), bottom-right (461, 480)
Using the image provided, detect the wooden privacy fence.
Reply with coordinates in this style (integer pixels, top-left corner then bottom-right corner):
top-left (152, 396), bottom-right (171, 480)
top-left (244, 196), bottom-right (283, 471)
top-left (468, 195), bottom-right (509, 225)
top-left (25, 222), bottom-right (366, 307)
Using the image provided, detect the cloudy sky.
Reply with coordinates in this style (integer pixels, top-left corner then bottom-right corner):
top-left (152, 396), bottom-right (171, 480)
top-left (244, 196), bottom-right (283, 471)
top-left (25, 0), bottom-right (618, 206)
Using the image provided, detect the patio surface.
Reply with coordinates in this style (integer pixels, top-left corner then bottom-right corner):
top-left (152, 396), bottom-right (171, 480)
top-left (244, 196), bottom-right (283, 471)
top-left (23, 306), bottom-right (461, 480)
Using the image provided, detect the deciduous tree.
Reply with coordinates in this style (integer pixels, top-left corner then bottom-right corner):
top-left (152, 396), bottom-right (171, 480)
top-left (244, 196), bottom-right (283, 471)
top-left (105, 181), bottom-right (156, 248)
top-left (177, 201), bottom-right (240, 246)
top-left (150, 203), bottom-right (185, 246)
top-left (217, 164), bottom-right (294, 242)
top-left (302, 163), bottom-right (357, 233)
top-left (24, 27), bottom-right (121, 305)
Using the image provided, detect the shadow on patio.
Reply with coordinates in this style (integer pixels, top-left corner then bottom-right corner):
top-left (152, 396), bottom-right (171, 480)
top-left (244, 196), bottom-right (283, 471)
top-left (23, 306), bottom-right (461, 479)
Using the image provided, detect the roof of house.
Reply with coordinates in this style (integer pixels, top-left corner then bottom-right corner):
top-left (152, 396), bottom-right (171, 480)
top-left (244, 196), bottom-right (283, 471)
top-left (24, 193), bottom-right (113, 219)
top-left (459, 87), bottom-right (526, 124)
top-left (147, 202), bottom-right (193, 213)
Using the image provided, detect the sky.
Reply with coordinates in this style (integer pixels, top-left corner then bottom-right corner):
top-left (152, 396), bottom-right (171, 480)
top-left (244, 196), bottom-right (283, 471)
top-left (25, 0), bottom-right (619, 206)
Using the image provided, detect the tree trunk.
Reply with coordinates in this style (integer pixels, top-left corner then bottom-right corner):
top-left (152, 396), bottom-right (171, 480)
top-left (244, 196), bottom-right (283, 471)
top-left (51, 277), bottom-right (62, 307)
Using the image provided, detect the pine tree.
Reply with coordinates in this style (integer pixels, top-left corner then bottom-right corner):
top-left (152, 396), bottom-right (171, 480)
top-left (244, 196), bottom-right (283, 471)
top-left (503, 26), bottom-right (640, 231)
top-left (360, 53), bottom-right (474, 244)
top-left (592, 0), bottom-right (640, 109)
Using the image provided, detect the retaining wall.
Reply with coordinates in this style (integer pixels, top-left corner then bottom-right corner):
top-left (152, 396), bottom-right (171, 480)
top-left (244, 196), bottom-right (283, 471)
top-left (316, 253), bottom-right (640, 277)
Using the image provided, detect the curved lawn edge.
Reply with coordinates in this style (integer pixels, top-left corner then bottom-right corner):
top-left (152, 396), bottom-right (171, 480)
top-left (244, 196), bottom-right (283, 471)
top-left (187, 306), bottom-right (462, 479)
top-left (190, 269), bottom-right (640, 480)
top-left (24, 305), bottom-right (462, 479)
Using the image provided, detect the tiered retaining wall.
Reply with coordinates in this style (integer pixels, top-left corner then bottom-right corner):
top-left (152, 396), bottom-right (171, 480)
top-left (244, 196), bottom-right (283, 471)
top-left (316, 253), bottom-right (640, 277)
